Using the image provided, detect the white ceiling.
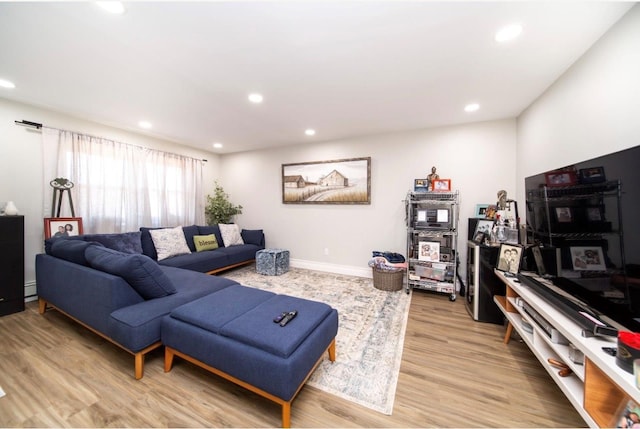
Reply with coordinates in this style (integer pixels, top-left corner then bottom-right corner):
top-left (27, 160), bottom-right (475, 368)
top-left (0, 1), bottom-right (634, 154)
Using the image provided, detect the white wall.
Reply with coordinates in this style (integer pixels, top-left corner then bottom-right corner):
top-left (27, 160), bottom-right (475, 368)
top-left (221, 119), bottom-right (517, 277)
top-left (0, 98), bottom-right (220, 295)
top-left (516, 4), bottom-right (640, 203)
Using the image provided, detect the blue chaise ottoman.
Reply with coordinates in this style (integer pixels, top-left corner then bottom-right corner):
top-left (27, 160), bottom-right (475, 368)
top-left (161, 284), bottom-right (338, 428)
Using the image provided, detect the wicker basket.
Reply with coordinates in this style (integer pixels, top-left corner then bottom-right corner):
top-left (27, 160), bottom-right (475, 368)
top-left (372, 267), bottom-right (404, 291)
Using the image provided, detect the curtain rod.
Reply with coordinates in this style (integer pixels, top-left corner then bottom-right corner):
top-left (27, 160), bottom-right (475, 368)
top-left (14, 119), bottom-right (208, 162)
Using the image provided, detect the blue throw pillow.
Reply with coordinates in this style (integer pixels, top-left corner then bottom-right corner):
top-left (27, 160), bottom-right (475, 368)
top-left (241, 229), bottom-right (264, 246)
top-left (182, 225), bottom-right (199, 253)
top-left (50, 239), bottom-right (102, 266)
top-left (85, 245), bottom-right (176, 299)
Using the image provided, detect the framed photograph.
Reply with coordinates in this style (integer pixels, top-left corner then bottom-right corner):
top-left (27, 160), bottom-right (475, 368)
top-left (472, 231), bottom-right (485, 244)
top-left (579, 166), bottom-right (606, 184)
top-left (282, 157), bottom-right (371, 204)
top-left (554, 207), bottom-right (573, 223)
top-left (474, 219), bottom-right (494, 238)
top-left (586, 206), bottom-right (604, 222)
top-left (496, 243), bottom-right (523, 274)
top-left (414, 179), bottom-right (429, 193)
top-left (418, 241), bottom-right (440, 262)
top-left (474, 204), bottom-right (490, 218)
top-left (44, 217), bottom-right (83, 239)
top-left (545, 170), bottom-right (578, 187)
top-left (570, 246), bottom-right (606, 271)
top-left (432, 179), bottom-right (451, 192)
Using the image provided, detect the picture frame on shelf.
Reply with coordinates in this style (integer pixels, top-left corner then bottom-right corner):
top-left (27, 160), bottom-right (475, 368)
top-left (545, 170), bottom-right (578, 187)
top-left (474, 203), bottom-right (490, 218)
top-left (432, 179), bottom-right (451, 192)
top-left (578, 166), bottom-right (606, 184)
top-left (570, 246), bottom-right (606, 271)
top-left (472, 231), bottom-right (485, 244)
top-left (418, 241), bottom-right (440, 262)
top-left (44, 217), bottom-right (83, 239)
top-left (474, 219), bottom-right (494, 238)
top-left (414, 179), bottom-right (429, 193)
top-left (586, 206), bottom-right (604, 222)
top-left (484, 204), bottom-right (497, 220)
top-left (554, 207), bottom-right (573, 223)
top-left (496, 243), bottom-right (523, 274)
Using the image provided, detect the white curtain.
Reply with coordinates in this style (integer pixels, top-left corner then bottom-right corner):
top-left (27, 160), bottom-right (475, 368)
top-left (42, 128), bottom-right (204, 233)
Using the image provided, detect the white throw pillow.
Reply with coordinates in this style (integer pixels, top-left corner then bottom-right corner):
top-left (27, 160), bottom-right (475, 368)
top-left (219, 223), bottom-right (244, 247)
top-left (149, 226), bottom-right (191, 261)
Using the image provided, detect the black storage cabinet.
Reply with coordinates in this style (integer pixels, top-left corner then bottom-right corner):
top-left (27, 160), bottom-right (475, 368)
top-left (0, 215), bottom-right (25, 316)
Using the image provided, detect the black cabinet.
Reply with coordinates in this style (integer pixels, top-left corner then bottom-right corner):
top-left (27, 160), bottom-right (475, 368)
top-left (466, 241), bottom-right (505, 324)
top-left (0, 216), bottom-right (25, 316)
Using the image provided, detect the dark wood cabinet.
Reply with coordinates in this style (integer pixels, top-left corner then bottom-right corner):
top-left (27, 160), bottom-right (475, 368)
top-left (0, 215), bottom-right (25, 316)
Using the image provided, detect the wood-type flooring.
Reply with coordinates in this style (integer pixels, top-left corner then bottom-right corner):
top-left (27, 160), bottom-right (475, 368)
top-left (0, 289), bottom-right (586, 427)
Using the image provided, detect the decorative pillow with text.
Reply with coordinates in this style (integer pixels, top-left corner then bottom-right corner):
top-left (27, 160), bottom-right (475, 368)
top-left (193, 234), bottom-right (219, 252)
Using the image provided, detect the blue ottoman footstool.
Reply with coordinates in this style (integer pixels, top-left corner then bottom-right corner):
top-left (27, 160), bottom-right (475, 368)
top-left (256, 248), bottom-right (290, 275)
top-left (161, 284), bottom-right (338, 428)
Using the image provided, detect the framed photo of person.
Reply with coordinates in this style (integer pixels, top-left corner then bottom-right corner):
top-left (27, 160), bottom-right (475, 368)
top-left (496, 243), bottom-right (523, 274)
top-left (432, 179), bottom-right (451, 192)
top-left (474, 219), bottom-right (494, 238)
top-left (418, 241), bottom-right (440, 262)
top-left (44, 217), bottom-right (83, 239)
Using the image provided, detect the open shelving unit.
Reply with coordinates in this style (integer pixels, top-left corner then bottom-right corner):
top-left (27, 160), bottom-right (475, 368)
top-left (494, 270), bottom-right (640, 428)
top-left (405, 191), bottom-right (459, 300)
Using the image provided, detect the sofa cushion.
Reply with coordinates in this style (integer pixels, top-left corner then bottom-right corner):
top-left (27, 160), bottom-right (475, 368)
top-left (149, 226), bottom-right (192, 261)
top-left (198, 225), bottom-right (225, 248)
top-left (81, 232), bottom-right (143, 254)
top-left (217, 244), bottom-right (262, 265)
top-left (156, 250), bottom-right (230, 273)
top-left (44, 235), bottom-right (84, 255)
top-left (182, 225), bottom-right (200, 253)
top-left (219, 223), bottom-right (244, 247)
top-left (241, 229), bottom-right (264, 246)
top-left (193, 234), bottom-right (219, 252)
top-left (50, 239), bottom-right (102, 266)
top-left (85, 246), bottom-right (176, 299)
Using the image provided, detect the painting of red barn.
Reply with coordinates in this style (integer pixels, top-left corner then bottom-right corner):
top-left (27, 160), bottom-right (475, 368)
top-left (282, 157), bottom-right (371, 204)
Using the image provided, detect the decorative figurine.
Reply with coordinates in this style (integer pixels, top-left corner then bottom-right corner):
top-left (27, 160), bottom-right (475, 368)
top-left (426, 166), bottom-right (439, 191)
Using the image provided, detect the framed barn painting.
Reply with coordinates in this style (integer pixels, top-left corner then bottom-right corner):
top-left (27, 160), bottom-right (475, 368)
top-left (282, 157), bottom-right (371, 204)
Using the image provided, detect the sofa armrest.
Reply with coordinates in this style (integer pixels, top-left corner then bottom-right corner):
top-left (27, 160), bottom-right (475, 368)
top-left (36, 254), bottom-right (144, 334)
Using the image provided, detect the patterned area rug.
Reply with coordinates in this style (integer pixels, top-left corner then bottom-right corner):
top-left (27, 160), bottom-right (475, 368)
top-left (220, 265), bottom-right (412, 415)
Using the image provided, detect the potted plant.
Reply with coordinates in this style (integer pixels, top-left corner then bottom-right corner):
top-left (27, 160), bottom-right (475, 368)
top-left (205, 182), bottom-right (243, 225)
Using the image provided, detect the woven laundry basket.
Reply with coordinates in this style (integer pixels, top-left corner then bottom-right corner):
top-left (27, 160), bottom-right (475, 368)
top-left (372, 267), bottom-right (404, 291)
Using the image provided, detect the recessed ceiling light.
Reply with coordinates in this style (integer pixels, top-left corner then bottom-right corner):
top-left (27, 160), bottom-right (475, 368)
top-left (138, 121), bottom-right (152, 129)
top-left (96, 1), bottom-right (126, 14)
top-left (212, 142), bottom-right (223, 149)
top-left (464, 103), bottom-right (480, 112)
top-left (495, 23), bottom-right (523, 43)
top-left (305, 129), bottom-right (316, 136)
top-left (248, 93), bottom-right (263, 104)
top-left (0, 78), bottom-right (16, 89)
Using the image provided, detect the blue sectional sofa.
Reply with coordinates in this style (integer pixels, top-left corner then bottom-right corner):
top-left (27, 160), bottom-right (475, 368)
top-left (36, 224), bottom-right (265, 378)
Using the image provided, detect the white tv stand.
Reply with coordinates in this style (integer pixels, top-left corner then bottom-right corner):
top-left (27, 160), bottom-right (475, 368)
top-left (494, 270), bottom-right (640, 428)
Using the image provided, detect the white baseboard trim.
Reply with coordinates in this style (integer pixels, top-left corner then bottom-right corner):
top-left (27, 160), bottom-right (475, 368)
top-left (24, 281), bottom-right (38, 302)
top-left (290, 258), bottom-right (372, 278)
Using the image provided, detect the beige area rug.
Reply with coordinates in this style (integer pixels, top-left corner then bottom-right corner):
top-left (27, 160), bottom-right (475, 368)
top-left (220, 265), bottom-right (412, 415)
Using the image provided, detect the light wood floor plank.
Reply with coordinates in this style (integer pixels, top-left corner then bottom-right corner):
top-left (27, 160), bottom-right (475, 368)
top-left (0, 290), bottom-right (586, 427)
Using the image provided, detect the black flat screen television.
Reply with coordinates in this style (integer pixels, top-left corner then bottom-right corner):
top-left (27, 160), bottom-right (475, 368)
top-left (524, 145), bottom-right (640, 332)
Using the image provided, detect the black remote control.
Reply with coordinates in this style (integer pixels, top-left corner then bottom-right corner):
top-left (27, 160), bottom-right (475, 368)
top-left (273, 312), bottom-right (287, 323)
top-left (279, 310), bottom-right (298, 327)
top-left (602, 346), bottom-right (617, 356)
